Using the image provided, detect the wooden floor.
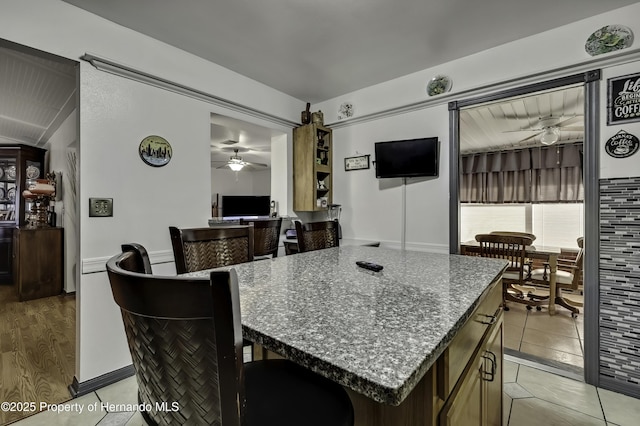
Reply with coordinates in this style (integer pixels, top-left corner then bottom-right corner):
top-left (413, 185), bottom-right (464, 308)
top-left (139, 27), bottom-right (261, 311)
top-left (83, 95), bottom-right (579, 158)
top-left (0, 284), bottom-right (75, 425)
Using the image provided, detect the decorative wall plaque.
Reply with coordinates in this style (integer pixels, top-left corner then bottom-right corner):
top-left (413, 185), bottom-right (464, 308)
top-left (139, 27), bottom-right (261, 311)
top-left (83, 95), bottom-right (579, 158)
top-left (607, 72), bottom-right (640, 125)
top-left (139, 135), bottom-right (172, 167)
top-left (605, 130), bottom-right (639, 158)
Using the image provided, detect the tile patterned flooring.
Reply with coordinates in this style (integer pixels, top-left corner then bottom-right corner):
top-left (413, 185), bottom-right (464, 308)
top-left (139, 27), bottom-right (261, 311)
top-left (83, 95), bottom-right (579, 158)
top-left (504, 291), bottom-right (585, 371)
top-left (9, 359), bottom-right (640, 425)
top-left (8, 295), bottom-right (640, 426)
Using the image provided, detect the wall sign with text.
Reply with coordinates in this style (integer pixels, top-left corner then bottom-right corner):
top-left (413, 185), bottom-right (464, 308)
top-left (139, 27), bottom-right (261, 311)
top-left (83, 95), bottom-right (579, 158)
top-left (605, 130), bottom-right (639, 158)
top-left (344, 155), bottom-right (370, 171)
top-left (608, 73), bottom-right (640, 125)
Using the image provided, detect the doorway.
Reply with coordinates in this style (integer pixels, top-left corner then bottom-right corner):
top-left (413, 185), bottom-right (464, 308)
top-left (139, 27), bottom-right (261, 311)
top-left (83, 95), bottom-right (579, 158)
top-left (449, 71), bottom-right (600, 380)
top-left (0, 38), bottom-right (79, 424)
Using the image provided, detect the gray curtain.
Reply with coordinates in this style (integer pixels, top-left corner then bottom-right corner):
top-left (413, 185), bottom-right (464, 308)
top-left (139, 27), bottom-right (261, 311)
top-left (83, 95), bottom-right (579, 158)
top-left (460, 143), bottom-right (583, 203)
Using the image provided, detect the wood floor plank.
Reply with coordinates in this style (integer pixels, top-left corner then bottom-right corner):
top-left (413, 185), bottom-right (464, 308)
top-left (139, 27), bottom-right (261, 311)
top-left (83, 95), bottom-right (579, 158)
top-left (0, 284), bottom-right (75, 425)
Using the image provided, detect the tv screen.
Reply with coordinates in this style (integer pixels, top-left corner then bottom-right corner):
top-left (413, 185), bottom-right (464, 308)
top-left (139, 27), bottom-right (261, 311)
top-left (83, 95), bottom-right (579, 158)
top-left (222, 195), bottom-right (270, 218)
top-left (374, 137), bottom-right (439, 178)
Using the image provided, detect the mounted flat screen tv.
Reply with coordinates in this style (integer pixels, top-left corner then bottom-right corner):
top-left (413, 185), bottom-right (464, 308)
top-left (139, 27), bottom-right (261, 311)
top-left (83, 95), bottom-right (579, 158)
top-left (374, 137), bottom-right (439, 178)
top-left (222, 195), bottom-right (270, 218)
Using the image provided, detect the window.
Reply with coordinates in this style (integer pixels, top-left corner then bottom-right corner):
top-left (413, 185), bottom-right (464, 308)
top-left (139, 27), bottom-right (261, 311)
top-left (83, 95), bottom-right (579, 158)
top-left (461, 203), bottom-right (583, 249)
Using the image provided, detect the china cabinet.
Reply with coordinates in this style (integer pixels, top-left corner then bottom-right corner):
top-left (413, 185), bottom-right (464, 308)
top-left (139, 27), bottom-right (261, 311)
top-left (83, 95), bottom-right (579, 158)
top-left (293, 123), bottom-right (332, 211)
top-left (0, 145), bottom-right (46, 284)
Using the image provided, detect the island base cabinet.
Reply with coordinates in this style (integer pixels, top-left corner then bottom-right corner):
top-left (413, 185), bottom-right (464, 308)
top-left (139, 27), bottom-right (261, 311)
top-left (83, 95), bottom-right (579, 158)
top-left (439, 311), bottom-right (504, 426)
top-left (252, 277), bottom-right (504, 426)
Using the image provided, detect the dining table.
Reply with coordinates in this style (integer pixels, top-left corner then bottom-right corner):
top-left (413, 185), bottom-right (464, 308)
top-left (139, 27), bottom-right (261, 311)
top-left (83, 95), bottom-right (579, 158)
top-left (460, 240), bottom-right (562, 315)
top-left (183, 245), bottom-right (509, 425)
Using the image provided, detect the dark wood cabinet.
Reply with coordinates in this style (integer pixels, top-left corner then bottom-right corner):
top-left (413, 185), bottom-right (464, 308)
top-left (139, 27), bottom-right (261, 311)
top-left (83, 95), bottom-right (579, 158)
top-left (0, 144), bottom-right (47, 284)
top-left (13, 227), bottom-right (63, 301)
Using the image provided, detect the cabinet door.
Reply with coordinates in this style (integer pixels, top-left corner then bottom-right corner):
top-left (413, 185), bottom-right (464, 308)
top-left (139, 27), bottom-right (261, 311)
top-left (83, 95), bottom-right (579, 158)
top-left (483, 313), bottom-right (503, 426)
top-left (439, 351), bottom-right (483, 425)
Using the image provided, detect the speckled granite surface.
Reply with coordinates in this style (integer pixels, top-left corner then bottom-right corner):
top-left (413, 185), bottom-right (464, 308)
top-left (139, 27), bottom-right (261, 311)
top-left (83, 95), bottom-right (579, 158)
top-left (184, 246), bottom-right (508, 405)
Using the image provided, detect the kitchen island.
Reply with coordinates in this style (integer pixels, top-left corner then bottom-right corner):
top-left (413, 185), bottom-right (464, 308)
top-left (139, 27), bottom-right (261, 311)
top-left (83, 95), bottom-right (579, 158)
top-left (185, 246), bottom-right (508, 425)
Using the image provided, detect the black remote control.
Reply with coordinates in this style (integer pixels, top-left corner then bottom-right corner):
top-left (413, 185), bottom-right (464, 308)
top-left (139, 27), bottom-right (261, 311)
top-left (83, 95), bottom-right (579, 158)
top-left (356, 261), bottom-right (383, 272)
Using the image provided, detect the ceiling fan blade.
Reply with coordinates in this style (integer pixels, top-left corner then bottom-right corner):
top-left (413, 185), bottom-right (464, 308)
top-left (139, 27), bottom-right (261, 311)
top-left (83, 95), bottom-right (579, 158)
top-left (557, 126), bottom-right (584, 132)
top-left (517, 133), bottom-right (541, 144)
top-left (555, 116), bottom-right (584, 127)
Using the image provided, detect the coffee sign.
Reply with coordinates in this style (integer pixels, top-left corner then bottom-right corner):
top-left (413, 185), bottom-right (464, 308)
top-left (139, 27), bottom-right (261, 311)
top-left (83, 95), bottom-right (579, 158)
top-left (608, 73), bottom-right (640, 125)
top-left (605, 130), bottom-right (639, 158)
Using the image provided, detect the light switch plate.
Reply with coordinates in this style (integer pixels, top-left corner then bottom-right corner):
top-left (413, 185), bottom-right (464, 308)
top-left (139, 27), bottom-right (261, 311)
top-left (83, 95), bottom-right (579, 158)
top-left (89, 198), bottom-right (113, 217)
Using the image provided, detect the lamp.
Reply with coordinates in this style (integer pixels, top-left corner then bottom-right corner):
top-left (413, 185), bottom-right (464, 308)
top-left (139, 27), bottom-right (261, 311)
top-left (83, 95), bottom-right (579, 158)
top-left (229, 162), bottom-right (244, 172)
top-left (540, 127), bottom-right (559, 145)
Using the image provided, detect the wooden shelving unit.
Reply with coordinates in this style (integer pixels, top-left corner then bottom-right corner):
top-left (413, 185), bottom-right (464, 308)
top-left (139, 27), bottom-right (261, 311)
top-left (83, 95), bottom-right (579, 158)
top-left (293, 123), bottom-right (332, 212)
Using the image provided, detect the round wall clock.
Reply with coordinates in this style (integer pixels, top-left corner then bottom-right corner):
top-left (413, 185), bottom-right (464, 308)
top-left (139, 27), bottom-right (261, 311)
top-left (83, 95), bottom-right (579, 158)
top-left (139, 135), bottom-right (172, 167)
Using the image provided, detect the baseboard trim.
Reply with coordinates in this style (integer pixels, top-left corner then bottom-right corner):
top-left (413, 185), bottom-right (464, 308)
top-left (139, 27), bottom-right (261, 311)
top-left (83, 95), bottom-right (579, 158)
top-left (68, 365), bottom-right (135, 398)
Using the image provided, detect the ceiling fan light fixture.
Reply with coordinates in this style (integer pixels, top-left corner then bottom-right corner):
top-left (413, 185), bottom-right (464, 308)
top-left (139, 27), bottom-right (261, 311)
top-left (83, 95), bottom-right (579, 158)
top-left (540, 127), bottom-right (559, 145)
top-left (229, 162), bottom-right (244, 171)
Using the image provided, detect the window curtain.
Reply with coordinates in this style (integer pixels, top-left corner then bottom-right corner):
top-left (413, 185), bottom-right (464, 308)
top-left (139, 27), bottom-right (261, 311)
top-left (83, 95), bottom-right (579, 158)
top-left (460, 143), bottom-right (583, 203)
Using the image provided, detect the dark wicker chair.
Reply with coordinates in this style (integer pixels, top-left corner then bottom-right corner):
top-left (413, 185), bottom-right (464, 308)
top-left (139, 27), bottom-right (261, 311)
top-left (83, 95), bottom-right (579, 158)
top-left (169, 225), bottom-right (254, 356)
top-left (169, 225), bottom-right (254, 274)
top-left (294, 219), bottom-right (340, 253)
top-left (475, 233), bottom-right (543, 312)
top-left (106, 246), bottom-right (354, 426)
top-left (240, 217), bottom-right (282, 259)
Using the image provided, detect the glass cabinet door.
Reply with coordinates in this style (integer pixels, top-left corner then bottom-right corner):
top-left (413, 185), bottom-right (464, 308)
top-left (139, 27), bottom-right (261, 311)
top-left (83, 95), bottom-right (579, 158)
top-left (0, 157), bottom-right (17, 223)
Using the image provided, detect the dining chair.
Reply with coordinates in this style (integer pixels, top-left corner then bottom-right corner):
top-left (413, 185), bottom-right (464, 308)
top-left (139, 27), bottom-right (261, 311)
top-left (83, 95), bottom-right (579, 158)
top-left (490, 230), bottom-right (536, 281)
top-left (528, 237), bottom-right (584, 317)
top-left (475, 233), bottom-right (543, 311)
top-left (169, 225), bottom-right (255, 356)
top-left (169, 225), bottom-right (254, 274)
top-left (240, 217), bottom-right (282, 259)
top-left (106, 246), bottom-right (354, 426)
top-left (294, 219), bottom-right (340, 253)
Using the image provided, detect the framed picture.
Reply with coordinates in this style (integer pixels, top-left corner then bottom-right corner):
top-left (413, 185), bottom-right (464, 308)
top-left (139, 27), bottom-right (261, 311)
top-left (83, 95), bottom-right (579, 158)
top-left (344, 155), bottom-right (370, 171)
top-left (607, 73), bottom-right (640, 125)
top-left (139, 135), bottom-right (172, 167)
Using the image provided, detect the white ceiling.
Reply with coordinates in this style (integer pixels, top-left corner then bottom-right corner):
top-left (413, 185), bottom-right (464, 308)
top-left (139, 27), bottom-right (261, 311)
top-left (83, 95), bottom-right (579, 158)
top-left (460, 85), bottom-right (585, 154)
top-left (0, 44), bottom-right (76, 147)
top-left (62, 0), bottom-right (637, 103)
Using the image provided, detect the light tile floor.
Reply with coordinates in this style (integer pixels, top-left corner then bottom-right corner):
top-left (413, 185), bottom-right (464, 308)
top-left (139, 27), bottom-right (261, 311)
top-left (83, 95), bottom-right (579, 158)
top-left (8, 357), bottom-right (640, 426)
top-left (504, 291), bottom-right (585, 372)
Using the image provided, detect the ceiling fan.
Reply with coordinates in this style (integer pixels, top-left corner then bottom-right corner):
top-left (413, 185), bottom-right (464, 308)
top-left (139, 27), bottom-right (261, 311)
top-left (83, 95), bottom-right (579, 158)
top-left (214, 148), bottom-right (268, 171)
top-left (505, 115), bottom-right (584, 145)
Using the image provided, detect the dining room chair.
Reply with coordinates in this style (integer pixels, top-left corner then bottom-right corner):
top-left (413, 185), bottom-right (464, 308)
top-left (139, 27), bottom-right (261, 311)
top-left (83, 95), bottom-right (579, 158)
top-left (490, 230), bottom-right (537, 281)
top-left (475, 233), bottom-right (543, 311)
top-left (294, 219), bottom-right (340, 253)
top-left (240, 217), bottom-right (282, 259)
top-left (527, 237), bottom-right (584, 317)
top-left (169, 225), bottom-right (254, 274)
top-left (106, 246), bottom-right (354, 426)
top-left (169, 224), bottom-right (255, 356)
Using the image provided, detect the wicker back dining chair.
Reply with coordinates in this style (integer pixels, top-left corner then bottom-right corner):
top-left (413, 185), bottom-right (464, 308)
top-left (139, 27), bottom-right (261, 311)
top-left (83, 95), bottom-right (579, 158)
top-left (475, 233), bottom-right (543, 311)
top-left (107, 246), bottom-right (354, 426)
top-left (294, 219), bottom-right (340, 253)
top-left (240, 217), bottom-right (282, 259)
top-left (169, 225), bottom-right (254, 274)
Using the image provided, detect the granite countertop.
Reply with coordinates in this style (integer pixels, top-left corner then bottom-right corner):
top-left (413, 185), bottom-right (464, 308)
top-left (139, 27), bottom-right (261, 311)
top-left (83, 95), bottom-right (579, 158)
top-left (184, 246), bottom-right (508, 405)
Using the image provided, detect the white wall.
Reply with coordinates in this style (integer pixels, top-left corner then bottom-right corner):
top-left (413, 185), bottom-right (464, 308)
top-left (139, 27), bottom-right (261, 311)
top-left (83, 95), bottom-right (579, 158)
top-left (331, 106), bottom-right (450, 251)
top-left (1, 0), bottom-right (302, 383)
top-left (45, 109), bottom-right (78, 292)
top-left (317, 3), bottom-right (640, 251)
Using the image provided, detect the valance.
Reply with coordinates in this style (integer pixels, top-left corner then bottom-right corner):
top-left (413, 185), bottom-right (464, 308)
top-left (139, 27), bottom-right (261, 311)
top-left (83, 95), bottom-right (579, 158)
top-left (461, 143), bottom-right (583, 203)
